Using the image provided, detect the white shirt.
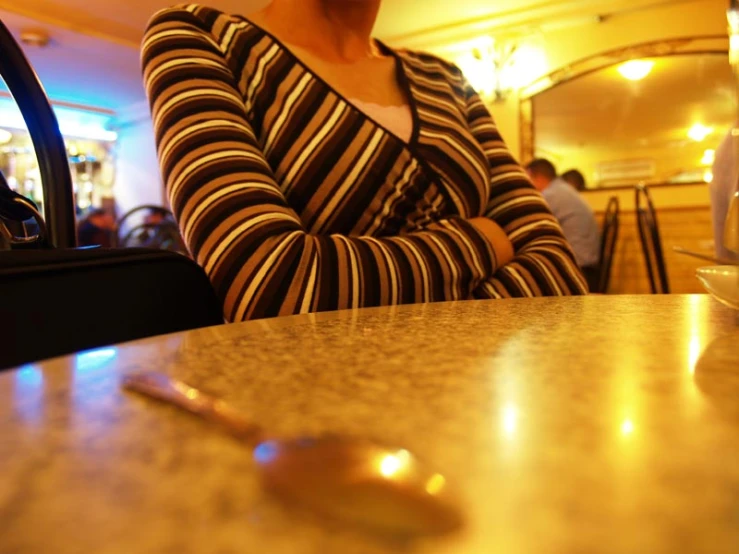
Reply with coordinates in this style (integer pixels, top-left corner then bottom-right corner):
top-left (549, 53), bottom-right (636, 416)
top-left (541, 178), bottom-right (601, 268)
top-left (349, 98), bottom-right (413, 143)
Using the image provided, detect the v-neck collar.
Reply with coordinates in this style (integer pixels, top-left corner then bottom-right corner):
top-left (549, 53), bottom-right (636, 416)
top-left (374, 38), bottom-right (421, 146)
top-left (231, 14), bottom-right (463, 216)
top-left (235, 15), bottom-right (420, 147)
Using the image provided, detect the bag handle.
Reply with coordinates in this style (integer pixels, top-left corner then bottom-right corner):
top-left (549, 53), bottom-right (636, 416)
top-left (0, 19), bottom-right (77, 248)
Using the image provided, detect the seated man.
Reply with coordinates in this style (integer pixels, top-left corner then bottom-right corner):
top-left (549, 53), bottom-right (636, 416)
top-left (77, 208), bottom-right (115, 248)
top-left (128, 207), bottom-right (187, 253)
top-left (561, 169), bottom-right (587, 192)
top-left (526, 159), bottom-right (600, 288)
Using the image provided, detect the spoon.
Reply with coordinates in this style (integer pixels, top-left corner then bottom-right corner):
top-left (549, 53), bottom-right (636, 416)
top-left (673, 246), bottom-right (739, 266)
top-left (121, 372), bottom-right (463, 537)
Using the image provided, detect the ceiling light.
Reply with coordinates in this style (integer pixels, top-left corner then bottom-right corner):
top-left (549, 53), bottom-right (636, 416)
top-left (504, 44), bottom-right (547, 90)
top-left (456, 38), bottom-right (546, 102)
top-left (620, 419), bottom-right (635, 436)
top-left (688, 123), bottom-right (713, 142)
top-left (704, 170), bottom-right (714, 183)
top-left (0, 98), bottom-right (117, 142)
top-left (617, 60), bottom-right (654, 81)
top-left (0, 128), bottom-right (11, 145)
top-left (20, 29), bottom-right (50, 48)
top-left (456, 51), bottom-right (496, 98)
top-left (701, 149), bottom-right (716, 165)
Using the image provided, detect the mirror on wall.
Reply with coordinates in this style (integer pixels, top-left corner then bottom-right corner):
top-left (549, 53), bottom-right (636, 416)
top-left (520, 38), bottom-right (735, 189)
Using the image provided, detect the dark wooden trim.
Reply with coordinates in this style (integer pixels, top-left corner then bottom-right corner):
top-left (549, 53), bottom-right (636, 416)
top-left (594, 205), bottom-right (711, 215)
top-left (581, 181), bottom-right (708, 193)
top-left (519, 35), bottom-right (727, 100)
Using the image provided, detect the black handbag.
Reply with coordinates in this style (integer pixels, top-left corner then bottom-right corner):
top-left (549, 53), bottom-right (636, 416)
top-left (0, 19), bottom-right (223, 370)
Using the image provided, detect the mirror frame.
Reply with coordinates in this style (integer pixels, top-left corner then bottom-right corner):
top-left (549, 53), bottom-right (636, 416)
top-left (518, 35), bottom-right (730, 189)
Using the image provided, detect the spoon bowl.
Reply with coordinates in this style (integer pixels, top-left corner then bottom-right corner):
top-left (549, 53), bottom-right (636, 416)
top-left (254, 436), bottom-right (461, 535)
top-left (122, 372), bottom-right (463, 537)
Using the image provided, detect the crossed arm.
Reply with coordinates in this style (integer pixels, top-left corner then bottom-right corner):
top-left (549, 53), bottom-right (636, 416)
top-left (143, 6), bottom-right (586, 321)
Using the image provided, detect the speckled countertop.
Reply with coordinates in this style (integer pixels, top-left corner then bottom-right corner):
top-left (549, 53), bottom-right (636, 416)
top-left (1, 295), bottom-right (738, 554)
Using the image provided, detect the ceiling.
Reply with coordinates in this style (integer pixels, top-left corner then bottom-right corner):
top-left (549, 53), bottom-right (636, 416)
top-left (0, 10), bottom-right (141, 111)
top-left (0, 0), bottom-right (668, 47)
top-left (3, 0), bottom-right (549, 113)
top-left (0, 0), bottom-right (718, 114)
top-left (534, 53), bottom-right (736, 182)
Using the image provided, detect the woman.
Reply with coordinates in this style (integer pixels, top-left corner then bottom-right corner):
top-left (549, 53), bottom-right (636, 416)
top-left (142, 1), bottom-right (587, 321)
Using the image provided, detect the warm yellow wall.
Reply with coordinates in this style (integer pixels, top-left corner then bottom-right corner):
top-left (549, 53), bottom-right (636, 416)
top-left (549, 141), bottom-right (721, 190)
top-left (487, 95), bottom-right (521, 160)
top-left (538, 0), bottom-right (726, 76)
top-left (455, 0), bottom-right (729, 171)
top-left (603, 206), bottom-right (715, 294)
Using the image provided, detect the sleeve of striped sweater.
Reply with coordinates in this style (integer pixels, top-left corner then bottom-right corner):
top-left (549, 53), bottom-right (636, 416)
top-left (142, 6), bottom-right (498, 321)
top-left (463, 86), bottom-right (589, 297)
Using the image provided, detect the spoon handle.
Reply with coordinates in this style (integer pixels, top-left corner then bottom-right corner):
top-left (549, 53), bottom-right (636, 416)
top-left (672, 246), bottom-right (739, 266)
top-left (122, 372), bottom-right (263, 443)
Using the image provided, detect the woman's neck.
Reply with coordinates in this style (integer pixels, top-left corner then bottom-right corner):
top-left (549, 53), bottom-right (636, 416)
top-left (257, 0), bottom-right (382, 62)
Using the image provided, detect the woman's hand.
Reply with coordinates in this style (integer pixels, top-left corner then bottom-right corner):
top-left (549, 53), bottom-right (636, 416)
top-left (469, 217), bottom-right (514, 268)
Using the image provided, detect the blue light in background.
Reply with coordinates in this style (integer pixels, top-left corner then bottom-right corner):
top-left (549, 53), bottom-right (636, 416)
top-left (13, 364), bottom-right (45, 424)
top-left (75, 347), bottom-right (118, 373)
top-left (0, 97), bottom-right (117, 142)
top-left (253, 441), bottom-right (279, 465)
top-left (14, 364), bottom-right (43, 388)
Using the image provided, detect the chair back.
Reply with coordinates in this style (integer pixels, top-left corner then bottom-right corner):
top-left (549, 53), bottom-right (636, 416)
top-left (0, 19), bottom-right (76, 248)
top-left (114, 205), bottom-right (186, 253)
top-left (594, 196), bottom-right (620, 293)
top-left (635, 184), bottom-right (670, 294)
top-left (0, 18), bottom-right (222, 370)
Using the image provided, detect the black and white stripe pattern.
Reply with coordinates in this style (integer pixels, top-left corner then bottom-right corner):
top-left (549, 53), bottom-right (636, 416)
top-left (142, 4), bottom-right (587, 321)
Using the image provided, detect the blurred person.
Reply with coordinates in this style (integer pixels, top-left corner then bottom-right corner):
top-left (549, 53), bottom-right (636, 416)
top-left (77, 208), bottom-right (115, 247)
top-left (526, 159), bottom-right (600, 287)
top-left (0, 170), bottom-right (28, 241)
top-left (561, 169), bottom-right (586, 192)
top-left (135, 206), bottom-right (169, 245)
top-left (143, 206), bottom-right (169, 227)
top-left (142, 1), bottom-right (588, 321)
top-left (133, 207), bottom-right (187, 253)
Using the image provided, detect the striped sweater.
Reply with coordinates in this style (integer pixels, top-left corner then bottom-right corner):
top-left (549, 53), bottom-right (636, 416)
top-left (142, 4), bottom-right (588, 321)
